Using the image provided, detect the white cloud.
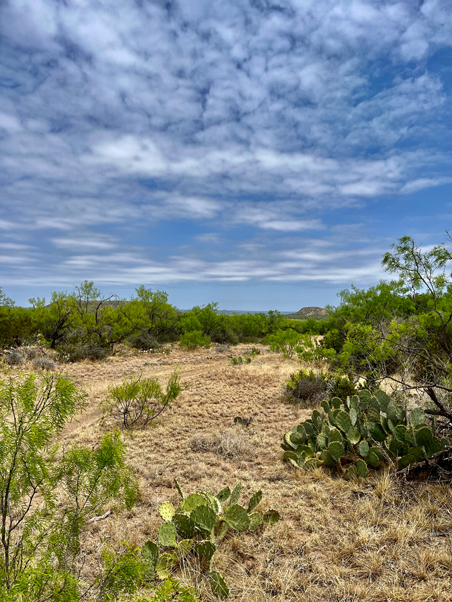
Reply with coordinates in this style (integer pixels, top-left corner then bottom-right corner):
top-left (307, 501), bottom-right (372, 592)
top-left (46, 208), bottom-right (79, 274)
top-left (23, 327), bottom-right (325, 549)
top-left (1, 0), bottom-right (452, 293)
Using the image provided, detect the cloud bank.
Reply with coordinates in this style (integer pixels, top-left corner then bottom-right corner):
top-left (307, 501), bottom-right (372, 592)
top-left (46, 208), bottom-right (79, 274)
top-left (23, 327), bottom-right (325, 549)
top-left (1, 0), bottom-right (451, 305)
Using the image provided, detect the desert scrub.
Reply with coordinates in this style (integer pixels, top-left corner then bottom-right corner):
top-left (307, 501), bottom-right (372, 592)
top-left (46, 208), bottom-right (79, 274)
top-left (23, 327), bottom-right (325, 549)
top-left (0, 372), bottom-right (139, 601)
top-left (33, 356), bottom-right (56, 371)
top-left (188, 428), bottom-right (255, 460)
top-left (284, 368), bottom-right (356, 406)
top-left (103, 369), bottom-right (182, 428)
top-left (141, 481), bottom-right (280, 599)
top-left (282, 389), bottom-right (450, 478)
top-left (4, 349), bottom-right (24, 366)
top-left (179, 330), bottom-right (211, 350)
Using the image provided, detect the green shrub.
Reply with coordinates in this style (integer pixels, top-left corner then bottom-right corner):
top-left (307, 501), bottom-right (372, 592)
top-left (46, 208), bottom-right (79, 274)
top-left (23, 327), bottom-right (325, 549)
top-left (0, 372), bottom-right (138, 601)
top-left (264, 329), bottom-right (307, 358)
top-left (179, 331), bottom-right (211, 350)
top-left (103, 370), bottom-right (181, 429)
top-left (141, 481), bottom-right (280, 599)
top-left (282, 389), bottom-right (450, 478)
top-left (284, 370), bottom-right (356, 406)
top-left (284, 369), bottom-right (326, 405)
top-left (128, 331), bottom-right (162, 351)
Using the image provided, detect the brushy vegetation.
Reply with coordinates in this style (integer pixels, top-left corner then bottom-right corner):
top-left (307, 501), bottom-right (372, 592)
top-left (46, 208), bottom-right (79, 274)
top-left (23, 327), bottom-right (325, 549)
top-left (0, 372), bottom-right (140, 601)
top-left (2, 233), bottom-right (452, 600)
top-left (284, 368), bottom-right (357, 406)
top-left (103, 370), bottom-right (182, 429)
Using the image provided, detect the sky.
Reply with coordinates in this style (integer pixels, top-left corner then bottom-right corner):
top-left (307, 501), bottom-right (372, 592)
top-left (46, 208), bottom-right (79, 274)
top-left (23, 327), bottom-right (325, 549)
top-left (1, 0), bottom-right (452, 311)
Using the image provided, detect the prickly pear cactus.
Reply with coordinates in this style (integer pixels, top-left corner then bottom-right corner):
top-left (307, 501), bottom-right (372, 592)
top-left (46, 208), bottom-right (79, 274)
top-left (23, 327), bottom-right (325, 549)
top-left (282, 389), bottom-right (449, 478)
top-left (141, 481), bottom-right (280, 599)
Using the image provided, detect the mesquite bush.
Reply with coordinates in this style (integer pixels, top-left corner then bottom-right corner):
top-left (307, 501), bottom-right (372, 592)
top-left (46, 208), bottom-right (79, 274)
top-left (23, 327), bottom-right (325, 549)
top-left (103, 370), bottom-right (181, 428)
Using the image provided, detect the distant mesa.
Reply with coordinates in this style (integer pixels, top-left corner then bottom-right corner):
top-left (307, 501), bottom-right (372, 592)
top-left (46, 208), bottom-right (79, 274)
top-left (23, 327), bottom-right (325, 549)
top-left (285, 306), bottom-right (329, 320)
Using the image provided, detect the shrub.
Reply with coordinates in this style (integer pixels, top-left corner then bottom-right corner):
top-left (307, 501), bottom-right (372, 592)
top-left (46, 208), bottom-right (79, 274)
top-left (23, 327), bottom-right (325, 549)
top-left (179, 330), bottom-right (211, 350)
top-left (4, 350), bottom-right (24, 366)
top-left (284, 369), bottom-right (327, 406)
top-left (285, 369), bottom-right (356, 406)
top-left (103, 370), bottom-right (181, 428)
top-left (0, 372), bottom-right (138, 601)
top-left (282, 389), bottom-right (450, 478)
top-left (141, 481), bottom-right (280, 599)
top-left (264, 329), bottom-right (306, 358)
top-left (128, 331), bottom-right (162, 351)
top-left (57, 339), bottom-right (111, 362)
top-left (188, 428), bottom-right (255, 460)
top-left (33, 357), bottom-right (56, 371)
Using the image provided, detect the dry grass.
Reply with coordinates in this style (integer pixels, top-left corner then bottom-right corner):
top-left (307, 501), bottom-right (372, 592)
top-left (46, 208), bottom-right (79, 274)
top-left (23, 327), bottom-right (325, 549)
top-left (188, 427), bottom-right (256, 460)
top-left (15, 343), bottom-right (452, 601)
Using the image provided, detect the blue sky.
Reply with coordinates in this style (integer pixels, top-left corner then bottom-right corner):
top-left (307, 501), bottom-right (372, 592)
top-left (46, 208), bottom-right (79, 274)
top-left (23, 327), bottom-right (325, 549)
top-left (1, 0), bottom-right (451, 310)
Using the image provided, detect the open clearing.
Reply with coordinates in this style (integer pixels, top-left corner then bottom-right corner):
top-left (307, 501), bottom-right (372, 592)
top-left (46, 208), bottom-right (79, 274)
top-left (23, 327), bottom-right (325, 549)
top-left (51, 344), bottom-right (452, 601)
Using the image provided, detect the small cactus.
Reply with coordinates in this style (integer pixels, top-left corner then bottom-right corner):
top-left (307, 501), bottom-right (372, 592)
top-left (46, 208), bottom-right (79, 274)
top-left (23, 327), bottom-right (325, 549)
top-left (142, 482), bottom-right (279, 599)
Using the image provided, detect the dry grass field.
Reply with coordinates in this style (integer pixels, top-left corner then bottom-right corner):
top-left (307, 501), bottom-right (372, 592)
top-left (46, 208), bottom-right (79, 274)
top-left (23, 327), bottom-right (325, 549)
top-left (24, 344), bottom-right (452, 601)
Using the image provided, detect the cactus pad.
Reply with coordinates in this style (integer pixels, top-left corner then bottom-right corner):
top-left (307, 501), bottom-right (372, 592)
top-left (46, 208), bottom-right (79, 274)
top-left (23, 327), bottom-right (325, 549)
top-left (224, 504), bottom-right (250, 531)
top-left (158, 522), bottom-right (177, 548)
top-left (183, 493), bottom-right (209, 513)
top-left (367, 450), bottom-right (380, 468)
top-left (191, 505), bottom-right (217, 533)
top-left (415, 425), bottom-right (433, 448)
top-left (358, 440), bottom-right (369, 457)
top-left (247, 490), bottom-right (263, 512)
top-left (356, 458), bottom-right (368, 478)
top-left (229, 483), bottom-right (242, 506)
top-left (328, 441), bottom-right (344, 461)
top-left (142, 540), bottom-right (159, 567)
top-left (249, 512), bottom-right (263, 531)
top-left (159, 501), bottom-right (176, 522)
top-left (215, 487), bottom-right (231, 502)
top-left (290, 431), bottom-right (306, 446)
top-left (347, 426), bottom-right (361, 445)
top-left (263, 510), bottom-right (281, 524)
top-left (172, 513), bottom-right (195, 539)
top-left (335, 410), bottom-right (352, 433)
top-left (209, 570), bottom-right (229, 600)
top-left (409, 408), bottom-right (426, 427)
top-left (195, 540), bottom-right (216, 560)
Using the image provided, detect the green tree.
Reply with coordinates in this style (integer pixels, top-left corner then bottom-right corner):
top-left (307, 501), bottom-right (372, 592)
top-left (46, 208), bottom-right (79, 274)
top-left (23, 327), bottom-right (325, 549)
top-left (0, 371), bottom-right (139, 601)
top-left (320, 235), bottom-right (452, 422)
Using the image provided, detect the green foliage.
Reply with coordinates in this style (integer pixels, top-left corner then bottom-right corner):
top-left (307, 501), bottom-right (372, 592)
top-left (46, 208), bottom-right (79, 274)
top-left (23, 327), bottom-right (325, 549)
top-left (282, 389), bottom-right (449, 477)
top-left (103, 370), bottom-right (181, 428)
top-left (141, 481), bottom-right (280, 599)
top-left (0, 372), bottom-right (139, 601)
top-left (229, 355), bottom-right (252, 365)
top-left (264, 328), bottom-right (308, 358)
top-left (284, 369), bottom-right (356, 406)
top-left (179, 331), bottom-right (211, 350)
top-left (97, 543), bottom-right (149, 600)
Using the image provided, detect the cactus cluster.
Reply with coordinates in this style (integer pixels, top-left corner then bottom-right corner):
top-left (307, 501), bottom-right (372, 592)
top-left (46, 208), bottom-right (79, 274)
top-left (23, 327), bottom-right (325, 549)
top-left (142, 480), bottom-right (280, 599)
top-left (282, 389), bottom-right (449, 478)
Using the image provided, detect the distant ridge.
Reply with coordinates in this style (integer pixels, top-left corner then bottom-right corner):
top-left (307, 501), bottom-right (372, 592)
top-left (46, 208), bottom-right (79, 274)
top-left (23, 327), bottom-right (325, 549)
top-left (284, 306), bottom-right (329, 320)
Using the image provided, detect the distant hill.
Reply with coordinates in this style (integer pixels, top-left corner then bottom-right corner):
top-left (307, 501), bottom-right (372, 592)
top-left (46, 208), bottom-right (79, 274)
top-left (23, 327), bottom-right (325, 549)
top-left (284, 306), bottom-right (329, 320)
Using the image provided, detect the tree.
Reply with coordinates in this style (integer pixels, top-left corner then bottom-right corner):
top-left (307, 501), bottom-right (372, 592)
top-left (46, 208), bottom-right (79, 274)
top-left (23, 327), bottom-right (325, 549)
top-left (322, 235), bottom-right (452, 423)
top-left (0, 371), bottom-right (139, 601)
